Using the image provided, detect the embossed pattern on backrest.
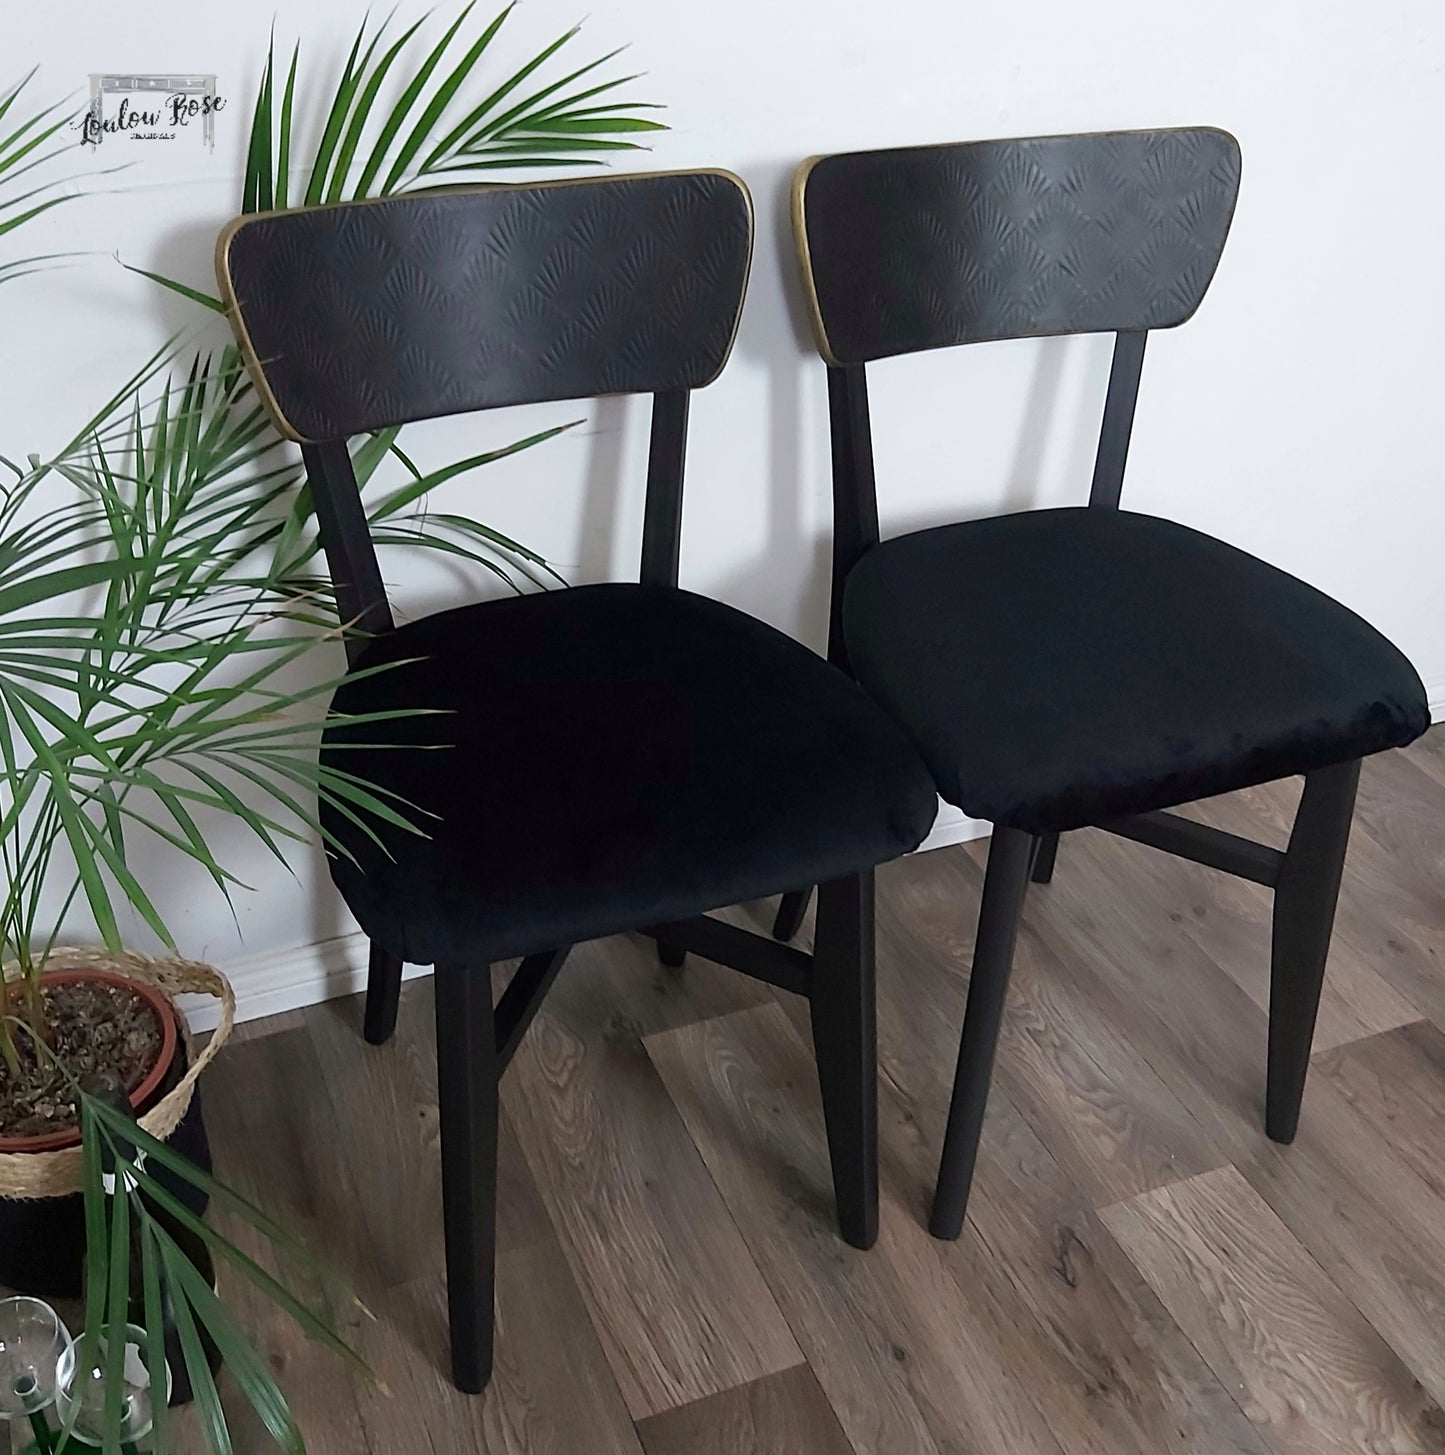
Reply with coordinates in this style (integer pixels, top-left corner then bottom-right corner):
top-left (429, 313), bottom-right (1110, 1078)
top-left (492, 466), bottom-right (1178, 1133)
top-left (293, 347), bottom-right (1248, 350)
top-left (218, 171), bottom-right (753, 443)
top-left (797, 128), bottom-right (1241, 365)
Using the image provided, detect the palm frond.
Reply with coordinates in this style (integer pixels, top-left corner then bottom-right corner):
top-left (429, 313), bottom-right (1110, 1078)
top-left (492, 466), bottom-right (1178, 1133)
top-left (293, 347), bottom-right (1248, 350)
top-left (240, 5), bottom-right (664, 204)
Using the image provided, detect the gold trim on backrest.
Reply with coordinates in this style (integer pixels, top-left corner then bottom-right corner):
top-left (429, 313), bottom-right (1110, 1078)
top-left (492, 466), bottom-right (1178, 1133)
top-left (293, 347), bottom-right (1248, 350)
top-left (215, 213), bottom-right (308, 441)
top-left (790, 154), bottom-right (841, 367)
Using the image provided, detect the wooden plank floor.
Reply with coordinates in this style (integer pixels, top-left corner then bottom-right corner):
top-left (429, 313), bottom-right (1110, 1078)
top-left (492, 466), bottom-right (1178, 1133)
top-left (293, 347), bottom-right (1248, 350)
top-left (196, 727), bottom-right (1445, 1453)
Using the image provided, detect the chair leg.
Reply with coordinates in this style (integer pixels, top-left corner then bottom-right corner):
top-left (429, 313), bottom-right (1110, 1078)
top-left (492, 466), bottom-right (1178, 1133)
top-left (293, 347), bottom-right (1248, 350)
top-left (1030, 832), bottom-right (1061, 885)
top-left (434, 961), bottom-right (499, 1394)
top-left (1266, 758), bottom-right (1361, 1144)
top-left (809, 870), bottom-right (877, 1250)
top-left (773, 886), bottom-right (814, 941)
top-left (656, 940), bottom-right (687, 968)
top-left (364, 941), bottom-right (403, 1045)
top-left (930, 826), bottom-right (1036, 1240)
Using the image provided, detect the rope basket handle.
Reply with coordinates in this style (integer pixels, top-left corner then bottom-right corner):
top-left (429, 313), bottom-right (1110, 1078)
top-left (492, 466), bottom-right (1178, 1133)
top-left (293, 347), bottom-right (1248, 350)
top-left (0, 948), bottom-right (234, 1200)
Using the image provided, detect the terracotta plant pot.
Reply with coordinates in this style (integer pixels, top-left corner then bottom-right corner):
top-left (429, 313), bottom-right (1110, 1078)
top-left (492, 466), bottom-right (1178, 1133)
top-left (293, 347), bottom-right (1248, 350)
top-left (0, 968), bottom-right (181, 1155)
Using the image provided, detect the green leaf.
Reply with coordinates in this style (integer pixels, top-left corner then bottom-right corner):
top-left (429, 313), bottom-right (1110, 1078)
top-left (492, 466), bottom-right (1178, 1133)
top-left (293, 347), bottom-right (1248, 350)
top-left (3, 681), bottom-right (181, 949)
top-left (0, 190), bottom-right (72, 238)
top-left (0, 69), bottom-right (38, 126)
top-left (387, 439), bottom-right (424, 481)
top-left (380, 2), bottom-right (506, 194)
top-left (500, 80), bottom-right (660, 127)
top-left (251, 44), bottom-right (275, 210)
top-left (422, 157), bottom-right (607, 175)
top-left (86, 1096), bottom-right (354, 1283)
top-left (419, 18), bottom-right (578, 171)
top-left (368, 420), bottom-right (577, 521)
top-left (160, 1230), bottom-right (306, 1454)
top-left (351, 426), bottom-right (400, 487)
top-left (165, 1254), bottom-right (232, 1455)
top-left (80, 1101), bottom-right (110, 1360)
top-left (104, 1136), bottom-right (131, 1455)
top-left (512, 114), bottom-right (666, 134)
top-left (466, 138), bottom-right (646, 155)
top-left (0, 558), bottom-right (128, 617)
top-left (0, 101), bottom-right (71, 175)
top-left (304, 19), bottom-right (382, 206)
top-left (456, 44), bottom-right (628, 145)
top-left (243, 48), bottom-right (268, 214)
top-left (330, 13), bottom-right (431, 202)
top-left (176, 760), bottom-right (298, 864)
top-left (1, 684), bottom-right (124, 951)
top-left (247, 748), bottom-right (427, 836)
top-left (369, 527), bottom-right (521, 590)
top-left (276, 43), bottom-right (299, 209)
top-left (139, 1222), bottom-right (170, 1455)
top-left (114, 1153), bottom-right (372, 1383)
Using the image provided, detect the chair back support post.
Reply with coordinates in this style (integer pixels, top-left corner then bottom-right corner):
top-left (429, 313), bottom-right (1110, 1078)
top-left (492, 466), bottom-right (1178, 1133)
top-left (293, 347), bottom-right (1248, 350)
top-left (826, 363), bottom-right (882, 667)
top-left (1088, 329), bottom-right (1149, 509)
top-left (299, 440), bottom-right (395, 664)
top-left (639, 390), bottom-right (691, 588)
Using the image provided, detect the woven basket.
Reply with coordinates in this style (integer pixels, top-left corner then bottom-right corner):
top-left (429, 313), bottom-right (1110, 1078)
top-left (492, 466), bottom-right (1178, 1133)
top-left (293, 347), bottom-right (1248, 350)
top-left (0, 948), bottom-right (234, 1200)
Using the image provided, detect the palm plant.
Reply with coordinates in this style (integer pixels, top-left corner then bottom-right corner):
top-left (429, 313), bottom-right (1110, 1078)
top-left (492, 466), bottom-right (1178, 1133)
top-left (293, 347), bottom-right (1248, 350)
top-left (250, 1), bottom-right (666, 210)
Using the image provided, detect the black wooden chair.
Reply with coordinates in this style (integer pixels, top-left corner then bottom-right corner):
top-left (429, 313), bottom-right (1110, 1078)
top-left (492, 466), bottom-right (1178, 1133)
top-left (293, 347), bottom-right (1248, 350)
top-left (217, 171), bottom-right (939, 1391)
top-left (782, 128), bottom-right (1431, 1239)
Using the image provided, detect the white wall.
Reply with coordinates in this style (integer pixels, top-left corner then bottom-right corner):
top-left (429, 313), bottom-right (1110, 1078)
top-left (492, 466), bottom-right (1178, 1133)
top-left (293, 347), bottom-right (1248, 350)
top-left (6, 0), bottom-right (1444, 1020)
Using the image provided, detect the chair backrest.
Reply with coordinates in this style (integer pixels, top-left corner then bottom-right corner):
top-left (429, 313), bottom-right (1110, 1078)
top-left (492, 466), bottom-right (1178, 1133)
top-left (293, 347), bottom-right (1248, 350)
top-left (793, 127), bottom-right (1240, 366)
top-left (218, 170), bottom-right (753, 443)
top-left (216, 171), bottom-right (753, 654)
top-left (790, 128), bottom-right (1242, 665)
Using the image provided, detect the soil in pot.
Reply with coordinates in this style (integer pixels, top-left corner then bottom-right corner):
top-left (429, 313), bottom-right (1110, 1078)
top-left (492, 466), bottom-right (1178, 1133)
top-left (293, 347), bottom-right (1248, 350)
top-left (0, 976), bottom-right (170, 1143)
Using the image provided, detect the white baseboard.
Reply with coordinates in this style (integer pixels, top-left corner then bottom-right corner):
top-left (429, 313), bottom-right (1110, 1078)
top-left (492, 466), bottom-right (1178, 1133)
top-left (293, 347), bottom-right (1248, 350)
top-left (177, 930), bottom-right (417, 1033)
top-left (1429, 675), bottom-right (1445, 722)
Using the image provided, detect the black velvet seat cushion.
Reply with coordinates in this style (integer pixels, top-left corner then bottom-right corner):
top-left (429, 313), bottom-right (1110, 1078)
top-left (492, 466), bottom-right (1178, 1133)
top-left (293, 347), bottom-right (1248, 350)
top-left (843, 508), bottom-right (1430, 835)
top-left (323, 584), bottom-right (939, 965)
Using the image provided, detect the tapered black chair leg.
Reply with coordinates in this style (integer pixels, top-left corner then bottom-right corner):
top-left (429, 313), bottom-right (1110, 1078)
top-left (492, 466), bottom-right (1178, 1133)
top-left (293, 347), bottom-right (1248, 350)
top-left (1265, 758), bottom-right (1360, 1144)
top-left (434, 961), bottom-right (499, 1394)
top-left (809, 870), bottom-right (877, 1250)
top-left (773, 886), bottom-right (815, 942)
top-left (930, 826), bottom-right (1036, 1240)
top-left (364, 941), bottom-right (404, 1045)
top-left (656, 941), bottom-right (687, 968)
top-left (1030, 832), bottom-right (1061, 885)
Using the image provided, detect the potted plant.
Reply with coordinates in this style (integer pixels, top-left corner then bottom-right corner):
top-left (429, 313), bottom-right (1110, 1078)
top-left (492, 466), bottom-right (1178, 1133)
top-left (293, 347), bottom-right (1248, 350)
top-left (0, 355), bottom-right (423, 1293)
